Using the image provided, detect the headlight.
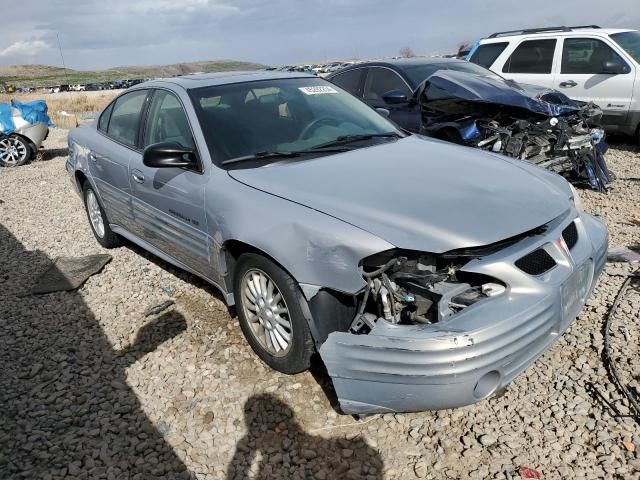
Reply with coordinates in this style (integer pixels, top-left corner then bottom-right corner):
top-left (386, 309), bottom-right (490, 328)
top-left (569, 184), bottom-right (584, 214)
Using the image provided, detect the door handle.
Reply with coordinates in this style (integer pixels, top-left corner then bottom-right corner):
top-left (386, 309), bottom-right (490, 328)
top-left (559, 80), bottom-right (577, 88)
top-left (131, 170), bottom-right (145, 184)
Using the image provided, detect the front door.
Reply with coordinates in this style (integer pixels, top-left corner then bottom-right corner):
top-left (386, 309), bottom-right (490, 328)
top-left (555, 37), bottom-right (634, 128)
top-left (129, 89), bottom-right (210, 277)
top-left (362, 67), bottom-right (421, 132)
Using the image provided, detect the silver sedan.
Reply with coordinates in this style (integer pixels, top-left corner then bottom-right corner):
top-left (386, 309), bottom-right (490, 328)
top-left (66, 71), bottom-right (608, 414)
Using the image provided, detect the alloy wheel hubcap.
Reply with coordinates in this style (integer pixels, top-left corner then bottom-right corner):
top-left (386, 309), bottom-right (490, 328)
top-left (241, 269), bottom-right (292, 356)
top-left (86, 190), bottom-right (105, 238)
top-left (0, 137), bottom-right (27, 165)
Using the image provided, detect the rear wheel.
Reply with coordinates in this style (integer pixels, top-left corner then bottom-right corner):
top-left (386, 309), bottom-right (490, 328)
top-left (83, 183), bottom-right (121, 248)
top-left (0, 135), bottom-right (32, 167)
top-left (234, 253), bottom-right (314, 374)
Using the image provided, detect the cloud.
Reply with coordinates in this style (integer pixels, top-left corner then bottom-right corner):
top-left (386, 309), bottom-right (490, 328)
top-left (0, 39), bottom-right (50, 58)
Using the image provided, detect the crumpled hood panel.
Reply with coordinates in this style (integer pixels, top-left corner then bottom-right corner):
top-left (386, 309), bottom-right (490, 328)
top-left (228, 136), bottom-right (570, 253)
top-left (428, 70), bottom-right (581, 117)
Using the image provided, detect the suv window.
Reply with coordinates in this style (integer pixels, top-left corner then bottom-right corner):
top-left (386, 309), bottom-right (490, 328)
top-left (106, 90), bottom-right (148, 147)
top-left (330, 69), bottom-right (364, 97)
top-left (469, 42), bottom-right (509, 68)
top-left (503, 39), bottom-right (557, 74)
top-left (561, 38), bottom-right (628, 74)
top-left (363, 67), bottom-right (412, 101)
top-left (98, 102), bottom-right (114, 133)
top-left (144, 90), bottom-right (195, 149)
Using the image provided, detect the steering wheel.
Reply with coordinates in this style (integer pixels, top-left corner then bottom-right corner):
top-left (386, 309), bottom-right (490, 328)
top-left (299, 117), bottom-right (340, 140)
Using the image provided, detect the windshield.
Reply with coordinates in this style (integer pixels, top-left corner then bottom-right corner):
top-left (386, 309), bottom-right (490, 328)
top-left (403, 61), bottom-right (502, 86)
top-left (189, 77), bottom-right (401, 164)
top-left (611, 31), bottom-right (640, 63)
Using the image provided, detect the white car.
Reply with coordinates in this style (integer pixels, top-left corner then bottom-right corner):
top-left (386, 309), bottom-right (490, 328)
top-left (469, 26), bottom-right (640, 143)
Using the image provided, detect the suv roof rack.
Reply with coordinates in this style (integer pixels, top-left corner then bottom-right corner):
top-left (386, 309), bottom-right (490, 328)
top-left (488, 25), bottom-right (601, 38)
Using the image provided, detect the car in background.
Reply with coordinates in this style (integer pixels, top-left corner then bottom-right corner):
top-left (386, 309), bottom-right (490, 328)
top-left (327, 58), bottom-right (612, 191)
top-left (0, 99), bottom-right (52, 167)
top-left (468, 26), bottom-right (640, 144)
top-left (66, 71), bottom-right (607, 414)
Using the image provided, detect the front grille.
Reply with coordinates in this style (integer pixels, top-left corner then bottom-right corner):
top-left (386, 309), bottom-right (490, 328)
top-left (515, 249), bottom-right (556, 275)
top-left (562, 222), bottom-right (578, 250)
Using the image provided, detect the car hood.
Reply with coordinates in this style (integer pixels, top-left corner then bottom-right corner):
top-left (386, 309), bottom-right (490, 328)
top-left (228, 136), bottom-right (570, 253)
top-left (427, 70), bottom-right (582, 117)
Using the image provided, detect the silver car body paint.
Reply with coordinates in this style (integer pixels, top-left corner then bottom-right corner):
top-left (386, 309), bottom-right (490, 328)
top-left (66, 71), bottom-right (608, 413)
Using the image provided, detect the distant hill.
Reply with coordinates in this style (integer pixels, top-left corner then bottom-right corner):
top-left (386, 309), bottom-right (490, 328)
top-left (0, 60), bottom-right (267, 87)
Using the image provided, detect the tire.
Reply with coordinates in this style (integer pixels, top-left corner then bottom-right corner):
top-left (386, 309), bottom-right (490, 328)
top-left (0, 134), bottom-right (32, 167)
top-left (82, 182), bottom-right (121, 248)
top-left (234, 253), bottom-right (314, 374)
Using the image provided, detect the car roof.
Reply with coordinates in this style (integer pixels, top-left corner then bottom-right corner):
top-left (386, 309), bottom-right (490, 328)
top-left (479, 27), bottom-right (636, 43)
top-left (335, 57), bottom-right (464, 69)
top-left (134, 70), bottom-right (317, 90)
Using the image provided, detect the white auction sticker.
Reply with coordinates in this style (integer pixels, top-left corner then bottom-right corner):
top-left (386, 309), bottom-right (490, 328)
top-left (299, 86), bottom-right (338, 95)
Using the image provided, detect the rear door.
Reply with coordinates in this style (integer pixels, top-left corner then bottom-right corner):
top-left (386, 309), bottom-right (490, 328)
top-left (129, 88), bottom-right (211, 276)
top-left (362, 67), bottom-right (420, 131)
top-left (89, 89), bottom-right (149, 231)
top-left (498, 38), bottom-right (559, 88)
top-left (555, 36), bottom-right (634, 127)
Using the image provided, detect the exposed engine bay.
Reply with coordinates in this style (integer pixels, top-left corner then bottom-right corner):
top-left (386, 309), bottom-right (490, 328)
top-left (351, 249), bottom-right (506, 333)
top-left (474, 106), bottom-right (611, 192)
top-left (419, 70), bottom-right (613, 192)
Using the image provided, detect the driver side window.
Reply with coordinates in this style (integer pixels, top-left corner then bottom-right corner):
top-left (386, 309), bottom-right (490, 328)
top-left (363, 68), bottom-right (411, 101)
top-left (143, 90), bottom-right (195, 150)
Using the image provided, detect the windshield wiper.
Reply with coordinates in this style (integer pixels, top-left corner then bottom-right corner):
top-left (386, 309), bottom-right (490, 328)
top-left (222, 151), bottom-right (300, 165)
top-left (308, 132), bottom-right (402, 150)
top-left (222, 147), bottom-right (353, 165)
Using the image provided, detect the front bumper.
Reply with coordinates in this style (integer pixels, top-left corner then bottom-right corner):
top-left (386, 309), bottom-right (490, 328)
top-left (320, 209), bottom-right (608, 414)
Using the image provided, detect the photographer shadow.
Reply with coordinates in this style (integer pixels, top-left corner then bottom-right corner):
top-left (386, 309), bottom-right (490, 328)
top-left (0, 222), bottom-right (192, 479)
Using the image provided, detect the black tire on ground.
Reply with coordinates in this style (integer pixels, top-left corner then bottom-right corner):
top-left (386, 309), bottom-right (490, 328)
top-left (0, 134), bottom-right (32, 167)
top-left (82, 182), bottom-right (121, 248)
top-left (233, 253), bottom-right (315, 374)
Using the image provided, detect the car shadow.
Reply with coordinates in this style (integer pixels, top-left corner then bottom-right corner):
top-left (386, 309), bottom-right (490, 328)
top-left (36, 147), bottom-right (70, 162)
top-left (0, 222), bottom-right (193, 478)
top-left (227, 393), bottom-right (383, 479)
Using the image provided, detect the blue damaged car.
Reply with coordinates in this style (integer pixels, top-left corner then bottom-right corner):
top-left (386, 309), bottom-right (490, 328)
top-left (328, 58), bottom-right (612, 191)
top-left (66, 71), bottom-right (608, 414)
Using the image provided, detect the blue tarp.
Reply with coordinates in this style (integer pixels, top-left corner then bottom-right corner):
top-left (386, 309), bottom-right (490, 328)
top-left (10, 99), bottom-right (54, 127)
top-left (0, 103), bottom-right (15, 135)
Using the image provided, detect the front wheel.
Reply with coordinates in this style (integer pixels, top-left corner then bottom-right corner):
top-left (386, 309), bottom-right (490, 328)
top-left (0, 135), bottom-right (32, 167)
top-left (234, 253), bottom-right (315, 374)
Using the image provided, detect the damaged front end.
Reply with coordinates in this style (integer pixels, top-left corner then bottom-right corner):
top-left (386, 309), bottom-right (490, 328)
top-left (319, 210), bottom-right (608, 414)
top-left (420, 71), bottom-right (612, 192)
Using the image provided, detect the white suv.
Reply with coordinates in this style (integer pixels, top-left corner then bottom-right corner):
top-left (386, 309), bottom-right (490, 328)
top-left (468, 26), bottom-right (640, 143)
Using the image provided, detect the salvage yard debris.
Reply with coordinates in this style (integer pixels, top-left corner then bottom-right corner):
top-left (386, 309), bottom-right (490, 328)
top-left (144, 299), bottom-right (176, 317)
top-left (31, 254), bottom-right (111, 294)
top-left (0, 98), bottom-right (53, 167)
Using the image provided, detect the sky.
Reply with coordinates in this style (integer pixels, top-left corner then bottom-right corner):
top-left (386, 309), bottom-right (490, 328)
top-left (0, 0), bottom-right (639, 70)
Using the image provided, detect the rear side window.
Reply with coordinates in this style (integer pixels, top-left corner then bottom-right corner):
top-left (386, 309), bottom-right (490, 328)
top-left (98, 102), bottom-right (114, 132)
top-left (106, 89), bottom-right (148, 148)
top-left (561, 38), bottom-right (628, 74)
top-left (469, 42), bottom-right (508, 68)
top-left (363, 67), bottom-right (411, 101)
top-left (330, 69), bottom-right (365, 97)
top-left (503, 39), bottom-right (557, 74)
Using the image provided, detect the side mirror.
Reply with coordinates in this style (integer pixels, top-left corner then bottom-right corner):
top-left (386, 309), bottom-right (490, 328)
top-left (375, 107), bottom-right (391, 118)
top-left (601, 59), bottom-right (626, 75)
top-left (382, 90), bottom-right (408, 105)
top-left (143, 142), bottom-right (198, 169)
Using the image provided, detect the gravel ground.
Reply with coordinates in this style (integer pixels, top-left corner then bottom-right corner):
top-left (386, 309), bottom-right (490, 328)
top-left (0, 128), bottom-right (639, 479)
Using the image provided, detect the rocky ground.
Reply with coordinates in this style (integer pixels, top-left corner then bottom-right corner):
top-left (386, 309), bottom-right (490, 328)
top-left (0, 128), bottom-right (639, 479)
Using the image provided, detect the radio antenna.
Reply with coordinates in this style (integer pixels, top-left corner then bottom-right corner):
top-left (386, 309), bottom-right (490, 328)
top-left (56, 32), bottom-right (78, 127)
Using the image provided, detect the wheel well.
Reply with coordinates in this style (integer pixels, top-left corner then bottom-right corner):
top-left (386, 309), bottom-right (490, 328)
top-left (8, 133), bottom-right (36, 157)
top-left (75, 170), bottom-right (88, 192)
top-left (222, 239), bottom-right (356, 345)
top-left (434, 127), bottom-right (463, 144)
